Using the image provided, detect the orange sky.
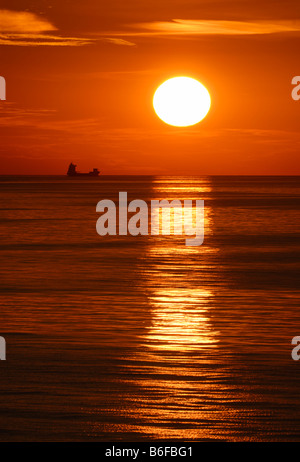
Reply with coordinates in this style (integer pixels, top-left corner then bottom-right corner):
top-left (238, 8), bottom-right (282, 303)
top-left (0, 1), bottom-right (300, 174)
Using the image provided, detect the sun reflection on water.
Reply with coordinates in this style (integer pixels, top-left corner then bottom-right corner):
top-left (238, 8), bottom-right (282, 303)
top-left (139, 179), bottom-right (219, 355)
top-left (107, 177), bottom-right (252, 441)
top-left (141, 287), bottom-right (218, 353)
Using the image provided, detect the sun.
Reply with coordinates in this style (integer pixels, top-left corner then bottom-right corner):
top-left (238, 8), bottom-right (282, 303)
top-left (153, 77), bottom-right (211, 127)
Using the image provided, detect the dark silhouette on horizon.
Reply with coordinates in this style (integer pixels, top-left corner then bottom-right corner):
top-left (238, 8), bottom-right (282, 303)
top-left (67, 162), bottom-right (100, 177)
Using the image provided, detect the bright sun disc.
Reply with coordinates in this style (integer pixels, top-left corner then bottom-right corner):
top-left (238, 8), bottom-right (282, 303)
top-left (153, 77), bottom-right (211, 127)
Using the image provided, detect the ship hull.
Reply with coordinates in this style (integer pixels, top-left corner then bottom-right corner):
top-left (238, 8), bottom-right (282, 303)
top-left (68, 173), bottom-right (100, 177)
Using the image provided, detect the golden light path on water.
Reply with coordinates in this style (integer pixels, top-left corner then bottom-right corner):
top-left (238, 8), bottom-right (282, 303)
top-left (113, 179), bottom-right (243, 440)
top-left (142, 287), bottom-right (216, 352)
top-left (140, 179), bottom-right (218, 353)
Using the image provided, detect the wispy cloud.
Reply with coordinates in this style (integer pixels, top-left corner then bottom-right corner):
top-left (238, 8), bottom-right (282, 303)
top-left (103, 38), bottom-right (136, 47)
top-left (2, 10), bottom-right (300, 47)
top-left (0, 9), bottom-right (138, 47)
top-left (107, 19), bottom-right (300, 38)
top-left (0, 34), bottom-right (93, 47)
top-left (0, 9), bottom-right (56, 33)
top-left (2, 104), bottom-right (300, 144)
top-left (0, 9), bottom-right (93, 46)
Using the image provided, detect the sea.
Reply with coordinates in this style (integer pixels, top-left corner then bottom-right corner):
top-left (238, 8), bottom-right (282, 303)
top-left (0, 175), bottom-right (299, 441)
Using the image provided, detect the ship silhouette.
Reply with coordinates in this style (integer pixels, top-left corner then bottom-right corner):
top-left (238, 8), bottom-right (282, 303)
top-left (67, 163), bottom-right (100, 177)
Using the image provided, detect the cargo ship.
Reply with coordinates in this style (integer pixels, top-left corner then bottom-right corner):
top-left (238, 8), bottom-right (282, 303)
top-left (67, 163), bottom-right (100, 177)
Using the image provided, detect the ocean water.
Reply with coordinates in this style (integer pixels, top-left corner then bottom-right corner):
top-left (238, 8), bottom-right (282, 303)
top-left (0, 175), bottom-right (299, 442)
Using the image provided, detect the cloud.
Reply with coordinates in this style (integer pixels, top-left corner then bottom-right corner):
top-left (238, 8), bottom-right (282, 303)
top-left (2, 104), bottom-right (300, 144)
top-left (2, 10), bottom-right (300, 47)
top-left (108, 19), bottom-right (300, 38)
top-left (0, 9), bottom-right (92, 46)
top-left (0, 9), bottom-right (56, 33)
top-left (0, 10), bottom-right (138, 47)
top-left (0, 33), bottom-right (92, 47)
top-left (103, 38), bottom-right (136, 47)
top-left (0, 104), bottom-right (56, 126)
